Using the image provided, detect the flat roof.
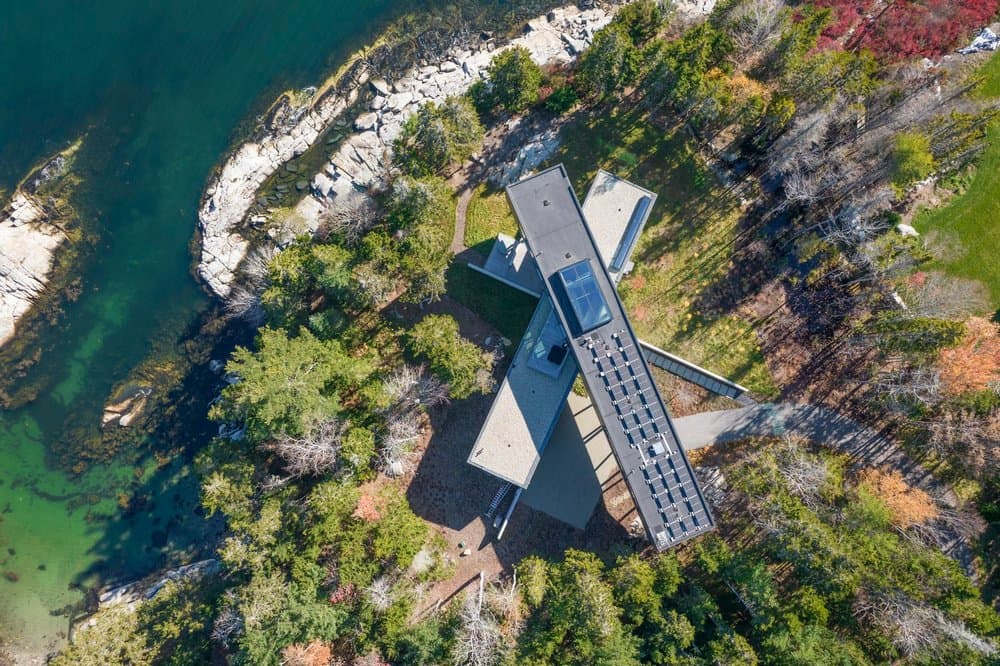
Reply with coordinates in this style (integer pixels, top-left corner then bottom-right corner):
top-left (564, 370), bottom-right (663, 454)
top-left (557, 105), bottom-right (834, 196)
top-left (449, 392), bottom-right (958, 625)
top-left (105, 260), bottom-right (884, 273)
top-left (507, 165), bottom-right (714, 550)
top-left (582, 170), bottom-right (656, 279)
top-left (481, 233), bottom-right (544, 297)
top-left (474, 171), bottom-right (656, 298)
top-left (467, 296), bottom-right (578, 487)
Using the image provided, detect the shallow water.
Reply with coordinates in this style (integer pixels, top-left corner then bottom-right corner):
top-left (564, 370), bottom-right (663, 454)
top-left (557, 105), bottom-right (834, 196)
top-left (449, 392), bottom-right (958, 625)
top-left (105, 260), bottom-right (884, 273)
top-left (0, 0), bottom-right (412, 653)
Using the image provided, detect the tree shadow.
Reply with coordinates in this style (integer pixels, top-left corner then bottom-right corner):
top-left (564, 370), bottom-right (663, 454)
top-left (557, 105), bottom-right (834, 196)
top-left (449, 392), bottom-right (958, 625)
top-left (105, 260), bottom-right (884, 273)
top-left (60, 312), bottom-right (253, 619)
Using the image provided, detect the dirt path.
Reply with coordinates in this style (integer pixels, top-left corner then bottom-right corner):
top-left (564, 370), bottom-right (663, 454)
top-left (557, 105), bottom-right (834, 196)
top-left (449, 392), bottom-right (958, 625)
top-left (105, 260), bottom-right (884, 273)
top-left (450, 186), bottom-right (474, 255)
top-left (675, 402), bottom-right (983, 573)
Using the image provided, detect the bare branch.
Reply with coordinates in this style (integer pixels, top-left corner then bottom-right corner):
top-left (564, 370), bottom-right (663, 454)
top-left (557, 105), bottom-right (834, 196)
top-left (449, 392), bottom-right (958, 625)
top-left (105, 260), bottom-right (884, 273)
top-left (378, 411), bottom-right (421, 477)
top-left (453, 588), bottom-right (504, 666)
top-left (266, 418), bottom-right (344, 478)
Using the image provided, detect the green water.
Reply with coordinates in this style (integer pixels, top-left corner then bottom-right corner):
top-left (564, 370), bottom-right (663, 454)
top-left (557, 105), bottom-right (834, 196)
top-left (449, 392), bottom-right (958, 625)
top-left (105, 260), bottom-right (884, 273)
top-left (0, 1), bottom-right (414, 654)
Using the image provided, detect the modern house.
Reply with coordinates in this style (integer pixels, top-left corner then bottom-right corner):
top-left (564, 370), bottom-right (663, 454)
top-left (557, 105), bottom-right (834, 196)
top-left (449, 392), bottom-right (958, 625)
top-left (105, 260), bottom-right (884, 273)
top-left (467, 165), bottom-right (738, 550)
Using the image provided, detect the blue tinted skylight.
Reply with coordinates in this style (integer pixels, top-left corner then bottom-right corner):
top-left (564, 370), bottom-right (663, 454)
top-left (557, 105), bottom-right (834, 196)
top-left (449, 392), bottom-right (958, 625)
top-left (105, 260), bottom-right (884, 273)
top-left (557, 260), bottom-right (612, 334)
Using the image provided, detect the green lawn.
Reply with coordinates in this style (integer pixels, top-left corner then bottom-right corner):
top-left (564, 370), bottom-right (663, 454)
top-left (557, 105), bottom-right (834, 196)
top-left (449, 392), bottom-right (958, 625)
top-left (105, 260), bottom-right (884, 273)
top-left (545, 106), bottom-right (778, 397)
top-left (444, 262), bottom-right (537, 342)
top-left (464, 184), bottom-right (518, 256)
top-left (914, 52), bottom-right (1000, 309)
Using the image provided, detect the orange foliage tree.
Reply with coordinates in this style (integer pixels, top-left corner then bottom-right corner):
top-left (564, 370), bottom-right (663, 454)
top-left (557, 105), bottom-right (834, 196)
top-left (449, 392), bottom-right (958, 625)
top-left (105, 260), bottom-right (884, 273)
top-left (937, 317), bottom-right (1000, 395)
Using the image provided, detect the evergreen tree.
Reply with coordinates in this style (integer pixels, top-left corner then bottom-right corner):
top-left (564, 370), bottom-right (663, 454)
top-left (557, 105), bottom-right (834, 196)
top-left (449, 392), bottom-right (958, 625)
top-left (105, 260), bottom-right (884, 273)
top-left (406, 314), bottom-right (490, 399)
top-left (211, 327), bottom-right (370, 440)
top-left (393, 96), bottom-right (484, 177)
top-left (472, 45), bottom-right (543, 114)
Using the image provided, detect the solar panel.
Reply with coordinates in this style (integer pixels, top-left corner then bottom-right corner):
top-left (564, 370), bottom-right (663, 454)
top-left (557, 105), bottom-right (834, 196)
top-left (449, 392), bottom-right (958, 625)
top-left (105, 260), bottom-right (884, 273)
top-left (556, 260), bottom-right (612, 334)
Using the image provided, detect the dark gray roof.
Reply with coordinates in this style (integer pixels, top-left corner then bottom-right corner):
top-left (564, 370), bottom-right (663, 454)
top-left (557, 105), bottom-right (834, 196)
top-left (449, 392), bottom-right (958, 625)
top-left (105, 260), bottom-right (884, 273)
top-left (506, 165), bottom-right (714, 550)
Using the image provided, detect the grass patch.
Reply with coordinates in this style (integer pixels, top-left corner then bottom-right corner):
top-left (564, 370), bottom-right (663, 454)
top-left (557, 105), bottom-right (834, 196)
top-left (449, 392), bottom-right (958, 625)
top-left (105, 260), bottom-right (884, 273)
top-left (445, 263), bottom-right (537, 342)
top-left (464, 184), bottom-right (518, 256)
top-left (547, 105), bottom-right (778, 397)
top-left (914, 52), bottom-right (1000, 309)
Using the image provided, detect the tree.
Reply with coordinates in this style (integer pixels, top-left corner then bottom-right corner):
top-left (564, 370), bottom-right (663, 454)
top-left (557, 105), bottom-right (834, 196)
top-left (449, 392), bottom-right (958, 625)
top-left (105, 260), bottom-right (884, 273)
top-left (386, 175), bottom-right (453, 231)
top-left (891, 131), bottom-right (935, 190)
top-left (453, 588), bottom-right (504, 666)
top-left (406, 315), bottom-right (491, 400)
top-left (257, 240), bottom-right (359, 328)
top-left (267, 418), bottom-right (344, 479)
top-left (575, 24), bottom-right (641, 100)
top-left (381, 364), bottom-right (449, 414)
top-left (516, 550), bottom-right (640, 666)
top-left (853, 592), bottom-right (996, 661)
top-left (211, 327), bottom-right (370, 441)
top-left (393, 97), bottom-right (484, 177)
top-left (385, 176), bottom-right (454, 303)
top-left (261, 242), bottom-right (320, 327)
top-left (473, 46), bottom-right (543, 114)
top-left (869, 315), bottom-right (965, 354)
top-left (613, 0), bottom-right (667, 45)
top-left (377, 409), bottom-right (421, 477)
top-left (728, 0), bottom-right (786, 56)
top-left (707, 632), bottom-right (759, 665)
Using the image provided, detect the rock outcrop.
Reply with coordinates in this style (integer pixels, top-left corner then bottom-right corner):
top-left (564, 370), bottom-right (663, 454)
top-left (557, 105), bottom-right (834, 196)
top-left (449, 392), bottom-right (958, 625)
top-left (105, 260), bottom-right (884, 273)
top-left (101, 386), bottom-right (152, 428)
top-left (0, 146), bottom-right (79, 348)
top-left (196, 3), bottom-right (618, 299)
top-left (96, 559), bottom-right (221, 611)
top-left (197, 82), bottom-right (363, 297)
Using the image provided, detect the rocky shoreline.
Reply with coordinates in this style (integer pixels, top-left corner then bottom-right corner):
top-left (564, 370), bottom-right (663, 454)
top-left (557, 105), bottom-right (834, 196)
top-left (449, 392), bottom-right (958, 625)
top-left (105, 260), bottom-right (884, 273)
top-left (196, 3), bottom-right (621, 299)
top-left (0, 142), bottom-right (82, 350)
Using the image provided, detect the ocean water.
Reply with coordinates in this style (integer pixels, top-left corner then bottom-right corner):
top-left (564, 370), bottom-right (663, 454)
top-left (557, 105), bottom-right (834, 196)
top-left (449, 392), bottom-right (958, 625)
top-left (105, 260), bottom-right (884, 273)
top-left (0, 0), bottom-right (414, 655)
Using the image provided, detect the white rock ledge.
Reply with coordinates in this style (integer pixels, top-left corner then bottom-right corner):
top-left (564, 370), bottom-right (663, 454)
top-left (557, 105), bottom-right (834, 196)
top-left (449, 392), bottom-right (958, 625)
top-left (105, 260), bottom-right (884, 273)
top-left (196, 3), bottom-right (619, 299)
top-left (0, 190), bottom-right (68, 348)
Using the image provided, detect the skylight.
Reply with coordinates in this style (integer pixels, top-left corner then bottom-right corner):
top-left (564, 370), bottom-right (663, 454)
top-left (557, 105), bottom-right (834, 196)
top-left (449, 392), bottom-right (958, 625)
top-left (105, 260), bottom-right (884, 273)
top-left (557, 260), bottom-right (612, 334)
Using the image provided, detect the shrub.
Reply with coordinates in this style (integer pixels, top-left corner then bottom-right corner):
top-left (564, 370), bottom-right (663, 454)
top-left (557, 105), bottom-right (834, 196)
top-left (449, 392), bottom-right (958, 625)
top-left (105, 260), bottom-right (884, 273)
top-left (813, 0), bottom-right (1000, 60)
top-left (340, 426), bottom-right (376, 475)
top-left (544, 84), bottom-right (579, 114)
top-left (891, 131), bottom-right (936, 190)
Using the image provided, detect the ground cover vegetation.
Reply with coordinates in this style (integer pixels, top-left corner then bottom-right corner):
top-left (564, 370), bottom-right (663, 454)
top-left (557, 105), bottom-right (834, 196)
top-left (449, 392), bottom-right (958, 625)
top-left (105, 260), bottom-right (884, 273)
top-left (53, 1), bottom-right (1000, 663)
top-left (914, 51), bottom-right (1000, 306)
top-left (463, 184), bottom-right (518, 255)
top-left (810, 0), bottom-right (999, 59)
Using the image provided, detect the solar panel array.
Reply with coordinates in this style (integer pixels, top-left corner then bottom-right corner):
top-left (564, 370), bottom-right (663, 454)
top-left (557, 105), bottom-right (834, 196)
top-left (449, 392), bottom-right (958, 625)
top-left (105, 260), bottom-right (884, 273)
top-left (584, 329), bottom-right (712, 547)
